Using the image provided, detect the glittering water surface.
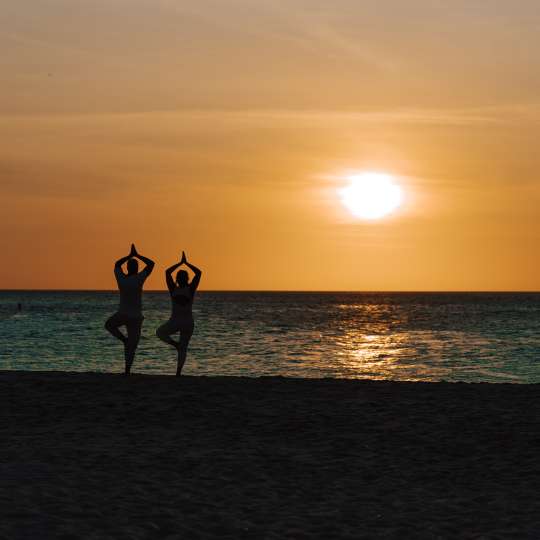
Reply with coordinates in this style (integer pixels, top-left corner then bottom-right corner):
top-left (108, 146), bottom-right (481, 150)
top-left (1, 291), bottom-right (539, 382)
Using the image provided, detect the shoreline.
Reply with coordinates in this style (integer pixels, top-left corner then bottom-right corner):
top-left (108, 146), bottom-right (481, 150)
top-left (1, 369), bottom-right (537, 385)
top-left (2, 371), bottom-right (540, 538)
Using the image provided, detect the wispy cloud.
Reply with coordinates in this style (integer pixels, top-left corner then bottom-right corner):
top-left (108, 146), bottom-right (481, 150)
top-left (3, 104), bottom-right (535, 126)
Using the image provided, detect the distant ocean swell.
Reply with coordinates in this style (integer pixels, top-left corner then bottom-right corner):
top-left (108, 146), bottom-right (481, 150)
top-left (0, 291), bottom-right (539, 383)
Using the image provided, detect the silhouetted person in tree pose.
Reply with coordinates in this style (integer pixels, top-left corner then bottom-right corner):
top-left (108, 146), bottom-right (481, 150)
top-left (156, 251), bottom-right (202, 376)
top-left (105, 244), bottom-right (155, 375)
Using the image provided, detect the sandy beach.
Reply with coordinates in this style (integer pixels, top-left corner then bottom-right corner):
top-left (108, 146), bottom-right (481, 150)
top-left (1, 372), bottom-right (540, 539)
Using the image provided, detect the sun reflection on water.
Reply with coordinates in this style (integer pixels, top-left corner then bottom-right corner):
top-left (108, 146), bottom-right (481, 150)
top-left (334, 329), bottom-right (456, 381)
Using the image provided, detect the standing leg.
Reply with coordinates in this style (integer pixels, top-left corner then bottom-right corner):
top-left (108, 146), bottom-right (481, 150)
top-left (176, 326), bottom-right (193, 377)
top-left (105, 313), bottom-right (127, 344)
top-left (124, 318), bottom-right (143, 375)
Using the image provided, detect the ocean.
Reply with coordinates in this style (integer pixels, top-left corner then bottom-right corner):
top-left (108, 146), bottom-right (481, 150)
top-left (0, 291), bottom-right (539, 383)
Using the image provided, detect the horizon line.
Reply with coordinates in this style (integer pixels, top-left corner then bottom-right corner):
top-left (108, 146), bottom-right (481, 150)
top-left (1, 289), bottom-right (539, 294)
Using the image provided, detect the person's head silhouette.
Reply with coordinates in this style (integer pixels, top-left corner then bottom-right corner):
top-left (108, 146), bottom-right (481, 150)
top-left (126, 259), bottom-right (139, 276)
top-left (176, 270), bottom-right (189, 287)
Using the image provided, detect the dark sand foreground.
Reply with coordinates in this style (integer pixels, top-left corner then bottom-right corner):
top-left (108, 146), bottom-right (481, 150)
top-left (1, 372), bottom-right (540, 539)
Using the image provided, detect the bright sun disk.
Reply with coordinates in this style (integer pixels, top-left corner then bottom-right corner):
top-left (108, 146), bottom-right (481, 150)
top-left (339, 172), bottom-right (403, 220)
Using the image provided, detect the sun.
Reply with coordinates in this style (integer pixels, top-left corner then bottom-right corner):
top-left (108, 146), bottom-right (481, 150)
top-left (339, 172), bottom-right (403, 220)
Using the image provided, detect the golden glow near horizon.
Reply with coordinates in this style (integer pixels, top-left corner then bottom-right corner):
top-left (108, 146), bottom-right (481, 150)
top-left (339, 172), bottom-right (403, 220)
top-left (1, 1), bottom-right (540, 291)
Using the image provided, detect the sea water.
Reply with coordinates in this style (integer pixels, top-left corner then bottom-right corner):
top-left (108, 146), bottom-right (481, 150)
top-left (0, 291), bottom-right (539, 383)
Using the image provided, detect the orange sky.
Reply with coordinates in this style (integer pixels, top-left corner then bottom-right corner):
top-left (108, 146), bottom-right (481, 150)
top-left (2, 1), bottom-right (539, 290)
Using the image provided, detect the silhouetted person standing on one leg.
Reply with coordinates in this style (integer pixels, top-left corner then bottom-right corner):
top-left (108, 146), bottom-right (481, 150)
top-left (105, 244), bottom-right (155, 375)
top-left (156, 251), bottom-right (202, 376)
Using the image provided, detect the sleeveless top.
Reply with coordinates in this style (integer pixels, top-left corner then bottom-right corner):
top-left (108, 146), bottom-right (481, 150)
top-left (170, 286), bottom-right (193, 321)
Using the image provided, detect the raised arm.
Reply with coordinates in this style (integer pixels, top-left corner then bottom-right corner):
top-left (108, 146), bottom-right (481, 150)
top-left (165, 260), bottom-right (183, 293)
top-left (131, 244), bottom-right (155, 276)
top-left (183, 253), bottom-right (202, 294)
top-left (114, 253), bottom-right (132, 277)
